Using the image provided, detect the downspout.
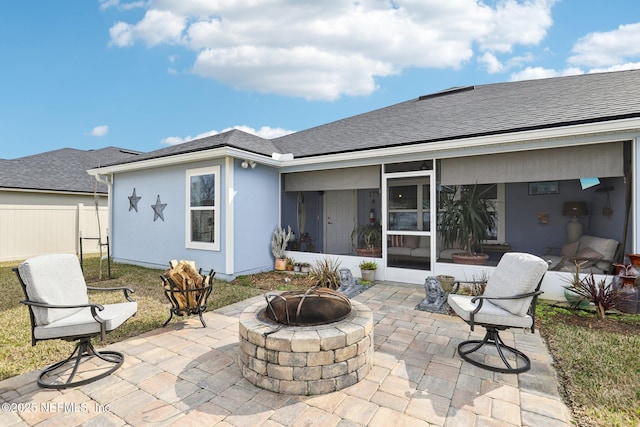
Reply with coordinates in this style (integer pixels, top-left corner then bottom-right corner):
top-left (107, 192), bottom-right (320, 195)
top-left (94, 172), bottom-right (113, 250)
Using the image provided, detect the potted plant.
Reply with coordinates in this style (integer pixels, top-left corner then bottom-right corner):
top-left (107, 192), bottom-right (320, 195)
top-left (439, 184), bottom-right (496, 265)
top-left (612, 262), bottom-right (640, 313)
top-left (563, 262), bottom-right (591, 309)
top-left (286, 257), bottom-right (295, 271)
top-left (564, 270), bottom-right (627, 318)
top-left (299, 262), bottom-right (311, 274)
top-left (359, 260), bottom-right (377, 282)
top-left (271, 225), bottom-right (293, 271)
top-left (436, 274), bottom-right (456, 293)
top-left (352, 222), bottom-right (382, 257)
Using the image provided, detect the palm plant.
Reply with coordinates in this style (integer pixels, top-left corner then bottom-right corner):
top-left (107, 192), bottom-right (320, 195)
top-left (439, 184), bottom-right (497, 256)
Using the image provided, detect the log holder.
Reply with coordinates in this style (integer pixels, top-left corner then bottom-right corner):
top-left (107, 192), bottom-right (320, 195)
top-left (160, 269), bottom-right (214, 328)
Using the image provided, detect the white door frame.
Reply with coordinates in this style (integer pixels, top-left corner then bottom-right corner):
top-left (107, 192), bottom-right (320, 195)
top-left (382, 169), bottom-right (435, 283)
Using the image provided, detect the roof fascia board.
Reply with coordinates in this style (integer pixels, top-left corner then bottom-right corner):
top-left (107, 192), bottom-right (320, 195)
top-left (88, 147), bottom-right (281, 175)
top-left (280, 118), bottom-right (640, 172)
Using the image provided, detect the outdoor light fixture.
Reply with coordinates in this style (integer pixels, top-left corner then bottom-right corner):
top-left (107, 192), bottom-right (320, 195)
top-left (562, 201), bottom-right (588, 242)
top-left (241, 160), bottom-right (257, 169)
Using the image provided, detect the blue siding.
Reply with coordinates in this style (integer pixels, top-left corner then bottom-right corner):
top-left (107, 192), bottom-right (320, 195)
top-left (111, 158), bottom-right (281, 279)
top-left (233, 159), bottom-right (280, 275)
top-left (111, 159), bottom-right (226, 273)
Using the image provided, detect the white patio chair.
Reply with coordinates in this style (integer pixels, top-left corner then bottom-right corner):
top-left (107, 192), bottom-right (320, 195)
top-left (447, 252), bottom-right (548, 373)
top-left (14, 254), bottom-right (137, 389)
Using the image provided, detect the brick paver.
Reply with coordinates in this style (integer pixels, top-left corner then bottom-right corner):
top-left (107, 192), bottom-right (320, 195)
top-left (0, 281), bottom-right (573, 426)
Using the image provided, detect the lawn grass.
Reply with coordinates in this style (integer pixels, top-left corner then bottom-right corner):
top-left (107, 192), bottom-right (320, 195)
top-left (0, 257), bottom-right (284, 382)
top-left (536, 304), bottom-right (640, 426)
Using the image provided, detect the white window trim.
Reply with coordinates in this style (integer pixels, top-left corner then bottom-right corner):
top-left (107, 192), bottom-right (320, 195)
top-left (185, 166), bottom-right (220, 251)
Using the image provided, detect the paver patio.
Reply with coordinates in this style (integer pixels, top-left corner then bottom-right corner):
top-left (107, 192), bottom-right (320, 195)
top-left (0, 281), bottom-right (573, 426)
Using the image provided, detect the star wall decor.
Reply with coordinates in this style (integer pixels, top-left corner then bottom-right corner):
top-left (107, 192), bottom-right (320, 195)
top-left (128, 188), bottom-right (141, 212)
top-left (151, 195), bottom-right (167, 221)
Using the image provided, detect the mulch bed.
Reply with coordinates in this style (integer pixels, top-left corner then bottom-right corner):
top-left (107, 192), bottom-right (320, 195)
top-left (231, 271), bottom-right (318, 291)
top-left (541, 310), bottom-right (640, 335)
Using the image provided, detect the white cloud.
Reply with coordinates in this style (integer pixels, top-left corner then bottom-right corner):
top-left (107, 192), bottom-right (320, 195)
top-left (109, 9), bottom-right (185, 47)
top-left (478, 0), bottom-right (556, 53)
top-left (90, 125), bottom-right (109, 137)
top-left (588, 62), bottom-right (640, 73)
top-left (509, 62), bottom-right (640, 83)
top-left (479, 52), bottom-right (504, 73)
top-left (161, 125), bottom-right (296, 145)
top-left (104, 0), bottom-right (557, 100)
top-left (509, 66), bottom-right (582, 81)
top-left (569, 23), bottom-right (640, 67)
top-left (509, 66), bottom-right (560, 81)
top-left (99, 0), bottom-right (145, 11)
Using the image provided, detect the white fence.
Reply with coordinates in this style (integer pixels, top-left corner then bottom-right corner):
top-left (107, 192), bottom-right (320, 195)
top-left (0, 204), bottom-right (108, 262)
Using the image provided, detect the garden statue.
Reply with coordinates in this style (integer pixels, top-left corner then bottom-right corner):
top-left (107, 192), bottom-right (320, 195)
top-left (337, 268), bottom-right (365, 298)
top-left (417, 276), bottom-right (450, 314)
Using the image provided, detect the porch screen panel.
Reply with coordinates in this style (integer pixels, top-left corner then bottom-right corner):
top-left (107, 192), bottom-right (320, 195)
top-left (284, 166), bottom-right (380, 191)
top-left (440, 142), bottom-right (623, 185)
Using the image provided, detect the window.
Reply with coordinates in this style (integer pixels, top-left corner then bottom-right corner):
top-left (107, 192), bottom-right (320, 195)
top-left (388, 178), bottom-right (431, 232)
top-left (437, 183), bottom-right (504, 243)
top-left (186, 166), bottom-right (220, 250)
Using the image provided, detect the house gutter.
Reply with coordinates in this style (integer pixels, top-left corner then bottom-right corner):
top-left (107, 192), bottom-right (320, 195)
top-left (278, 117), bottom-right (640, 172)
top-left (87, 147), bottom-right (283, 175)
top-left (91, 172), bottom-right (114, 246)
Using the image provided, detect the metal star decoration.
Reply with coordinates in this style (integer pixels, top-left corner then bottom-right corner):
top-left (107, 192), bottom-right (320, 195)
top-left (151, 195), bottom-right (167, 221)
top-left (128, 188), bottom-right (141, 212)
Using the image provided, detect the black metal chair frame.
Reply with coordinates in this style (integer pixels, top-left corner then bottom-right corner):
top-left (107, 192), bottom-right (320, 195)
top-left (452, 279), bottom-right (544, 374)
top-left (13, 268), bottom-right (135, 389)
top-left (161, 269), bottom-right (214, 328)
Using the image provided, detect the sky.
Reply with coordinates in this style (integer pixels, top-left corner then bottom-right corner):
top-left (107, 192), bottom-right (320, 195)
top-left (1, 0), bottom-right (640, 159)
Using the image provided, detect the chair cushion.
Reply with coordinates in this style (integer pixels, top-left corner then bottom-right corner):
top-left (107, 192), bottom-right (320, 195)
top-left (33, 302), bottom-right (138, 341)
top-left (18, 254), bottom-right (89, 325)
top-left (389, 235), bottom-right (405, 247)
top-left (447, 294), bottom-right (534, 329)
top-left (410, 247), bottom-right (429, 258)
top-left (560, 241), bottom-right (579, 256)
top-left (579, 235), bottom-right (618, 272)
top-left (573, 246), bottom-right (604, 268)
top-left (404, 235), bottom-right (421, 249)
top-left (387, 246), bottom-right (413, 256)
top-left (482, 252), bottom-right (548, 316)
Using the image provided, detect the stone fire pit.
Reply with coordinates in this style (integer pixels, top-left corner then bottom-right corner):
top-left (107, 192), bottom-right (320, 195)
top-left (238, 290), bottom-right (374, 395)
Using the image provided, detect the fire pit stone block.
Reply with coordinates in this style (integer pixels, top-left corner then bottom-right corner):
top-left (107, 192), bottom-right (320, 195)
top-left (239, 299), bottom-right (374, 395)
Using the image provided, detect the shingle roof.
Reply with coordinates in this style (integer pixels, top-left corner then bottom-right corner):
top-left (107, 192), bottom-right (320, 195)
top-left (99, 69), bottom-right (640, 169)
top-left (271, 69), bottom-right (640, 157)
top-left (0, 146), bottom-right (142, 194)
top-left (102, 129), bottom-right (281, 167)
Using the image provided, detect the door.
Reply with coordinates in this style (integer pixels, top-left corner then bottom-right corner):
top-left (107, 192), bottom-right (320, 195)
top-left (384, 172), bottom-right (435, 282)
top-left (324, 190), bottom-right (356, 255)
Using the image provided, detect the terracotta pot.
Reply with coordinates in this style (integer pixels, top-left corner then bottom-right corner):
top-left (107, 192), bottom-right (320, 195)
top-left (356, 248), bottom-right (382, 258)
top-left (274, 258), bottom-right (288, 271)
top-left (621, 275), bottom-right (637, 288)
top-left (452, 252), bottom-right (489, 265)
top-left (626, 254), bottom-right (640, 266)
